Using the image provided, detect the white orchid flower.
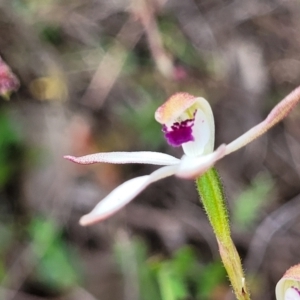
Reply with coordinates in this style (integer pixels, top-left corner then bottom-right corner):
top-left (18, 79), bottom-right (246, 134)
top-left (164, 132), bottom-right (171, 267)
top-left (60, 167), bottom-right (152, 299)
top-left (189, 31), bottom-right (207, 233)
top-left (65, 87), bottom-right (300, 226)
top-left (276, 264), bottom-right (300, 300)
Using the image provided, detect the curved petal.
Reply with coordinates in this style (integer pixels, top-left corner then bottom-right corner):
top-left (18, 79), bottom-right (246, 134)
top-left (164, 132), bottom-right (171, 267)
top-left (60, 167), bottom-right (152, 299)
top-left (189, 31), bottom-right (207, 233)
top-left (155, 92), bottom-right (197, 124)
top-left (64, 151), bottom-right (180, 165)
top-left (176, 144), bottom-right (226, 179)
top-left (79, 165), bottom-right (178, 226)
top-left (226, 86), bottom-right (300, 156)
top-left (182, 97), bottom-right (215, 157)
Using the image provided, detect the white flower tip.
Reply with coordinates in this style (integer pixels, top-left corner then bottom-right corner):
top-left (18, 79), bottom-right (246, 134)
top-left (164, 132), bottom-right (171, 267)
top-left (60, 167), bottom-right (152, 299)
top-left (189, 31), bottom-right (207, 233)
top-left (77, 175), bottom-right (155, 226)
top-left (64, 155), bottom-right (76, 162)
top-left (79, 215), bottom-right (89, 226)
top-left (79, 213), bottom-right (111, 226)
top-left (63, 154), bottom-right (96, 165)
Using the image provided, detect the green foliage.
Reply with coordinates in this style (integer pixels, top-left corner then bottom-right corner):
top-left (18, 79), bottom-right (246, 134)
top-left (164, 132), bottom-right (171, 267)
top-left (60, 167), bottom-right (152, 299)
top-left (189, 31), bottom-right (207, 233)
top-left (114, 237), bottom-right (226, 300)
top-left (0, 223), bottom-right (14, 281)
top-left (40, 25), bottom-right (63, 46)
top-left (155, 261), bottom-right (188, 300)
top-left (114, 236), bottom-right (161, 300)
top-left (12, 0), bottom-right (55, 15)
top-left (0, 111), bottom-right (23, 188)
top-left (119, 88), bottom-right (165, 149)
top-left (28, 217), bottom-right (79, 291)
top-left (232, 172), bottom-right (273, 230)
top-left (197, 261), bottom-right (227, 299)
top-left (0, 216), bottom-right (79, 297)
top-left (159, 18), bottom-right (208, 71)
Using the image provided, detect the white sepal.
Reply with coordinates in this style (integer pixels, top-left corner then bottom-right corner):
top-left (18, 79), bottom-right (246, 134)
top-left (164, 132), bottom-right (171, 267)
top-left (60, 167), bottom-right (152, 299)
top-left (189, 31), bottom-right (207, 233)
top-left (64, 151), bottom-right (180, 165)
top-left (226, 86), bottom-right (300, 156)
top-left (79, 165), bottom-right (178, 226)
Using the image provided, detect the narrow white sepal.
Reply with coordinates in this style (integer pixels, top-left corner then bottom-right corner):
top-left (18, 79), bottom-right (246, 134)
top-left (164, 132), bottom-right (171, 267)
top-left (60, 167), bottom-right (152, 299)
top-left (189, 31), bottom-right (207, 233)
top-left (79, 165), bottom-right (178, 226)
top-left (64, 151), bottom-right (180, 165)
top-left (225, 86), bottom-right (300, 156)
top-left (176, 144), bottom-right (226, 179)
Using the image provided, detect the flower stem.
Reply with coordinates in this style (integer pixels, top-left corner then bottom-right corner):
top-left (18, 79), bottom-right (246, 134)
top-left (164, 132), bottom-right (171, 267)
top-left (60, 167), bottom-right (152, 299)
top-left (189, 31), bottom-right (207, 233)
top-left (196, 168), bottom-right (251, 300)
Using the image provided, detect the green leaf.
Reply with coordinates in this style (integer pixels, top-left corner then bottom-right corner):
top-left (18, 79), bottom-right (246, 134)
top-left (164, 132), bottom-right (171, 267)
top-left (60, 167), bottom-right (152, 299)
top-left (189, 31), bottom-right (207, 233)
top-left (156, 262), bottom-right (188, 300)
top-left (0, 112), bottom-right (23, 188)
top-left (29, 217), bottom-right (79, 291)
top-left (118, 88), bottom-right (165, 149)
top-left (172, 246), bottom-right (199, 278)
top-left (114, 237), bottom-right (161, 300)
top-left (232, 172), bottom-right (273, 230)
top-left (196, 261), bottom-right (226, 299)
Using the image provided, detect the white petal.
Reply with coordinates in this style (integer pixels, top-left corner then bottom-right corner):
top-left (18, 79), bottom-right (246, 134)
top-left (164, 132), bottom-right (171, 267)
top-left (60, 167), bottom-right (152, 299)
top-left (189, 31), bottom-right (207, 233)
top-left (182, 109), bottom-right (210, 156)
top-left (64, 151), bottom-right (180, 165)
top-left (79, 165), bottom-right (178, 226)
top-left (176, 144), bottom-right (226, 179)
top-left (182, 97), bottom-right (215, 157)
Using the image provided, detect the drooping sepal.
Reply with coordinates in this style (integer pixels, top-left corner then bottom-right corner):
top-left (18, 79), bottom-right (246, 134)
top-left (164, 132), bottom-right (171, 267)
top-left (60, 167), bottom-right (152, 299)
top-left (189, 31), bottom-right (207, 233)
top-left (79, 165), bottom-right (178, 226)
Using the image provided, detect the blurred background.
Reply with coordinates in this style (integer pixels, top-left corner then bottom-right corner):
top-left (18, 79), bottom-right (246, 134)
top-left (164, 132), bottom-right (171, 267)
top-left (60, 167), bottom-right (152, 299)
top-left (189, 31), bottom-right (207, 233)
top-left (0, 0), bottom-right (300, 299)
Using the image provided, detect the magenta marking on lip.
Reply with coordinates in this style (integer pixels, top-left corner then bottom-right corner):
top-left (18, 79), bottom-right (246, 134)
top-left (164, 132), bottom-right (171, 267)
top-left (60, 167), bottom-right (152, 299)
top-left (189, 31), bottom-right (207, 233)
top-left (291, 287), bottom-right (300, 295)
top-left (162, 118), bottom-right (195, 147)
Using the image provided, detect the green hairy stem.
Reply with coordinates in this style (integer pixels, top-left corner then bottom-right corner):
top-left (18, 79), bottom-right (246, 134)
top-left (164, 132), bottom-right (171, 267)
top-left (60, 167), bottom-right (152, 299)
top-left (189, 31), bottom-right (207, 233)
top-left (196, 168), bottom-right (250, 300)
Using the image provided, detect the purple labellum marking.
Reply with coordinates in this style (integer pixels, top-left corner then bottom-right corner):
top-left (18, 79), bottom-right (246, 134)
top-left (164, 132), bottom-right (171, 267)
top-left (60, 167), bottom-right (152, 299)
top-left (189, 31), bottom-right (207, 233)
top-left (292, 287), bottom-right (300, 295)
top-left (162, 117), bottom-right (195, 147)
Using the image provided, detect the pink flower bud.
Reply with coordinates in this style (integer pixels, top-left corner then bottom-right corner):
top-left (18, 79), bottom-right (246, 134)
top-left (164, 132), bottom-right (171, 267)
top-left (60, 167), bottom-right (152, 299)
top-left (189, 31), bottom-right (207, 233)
top-left (0, 57), bottom-right (19, 99)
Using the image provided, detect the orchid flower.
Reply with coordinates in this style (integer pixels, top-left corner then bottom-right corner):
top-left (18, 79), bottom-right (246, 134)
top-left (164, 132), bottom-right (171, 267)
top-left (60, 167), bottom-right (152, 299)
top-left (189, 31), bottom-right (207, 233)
top-left (276, 264), bottom-right (300, 300)
top-left (65, 87), bottom-right (300, 226)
